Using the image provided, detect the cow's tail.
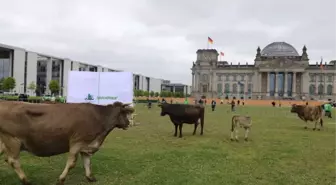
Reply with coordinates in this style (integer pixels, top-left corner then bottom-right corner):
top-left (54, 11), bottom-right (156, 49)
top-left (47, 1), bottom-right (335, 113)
top-left (231, 116), bottom-right (235, 132)
top-left (318, 106), bottom-right (324, 127)
top-left (0, 139), bottom-right (4, 156)
top-left (200, 107), bottom-right (205, 126)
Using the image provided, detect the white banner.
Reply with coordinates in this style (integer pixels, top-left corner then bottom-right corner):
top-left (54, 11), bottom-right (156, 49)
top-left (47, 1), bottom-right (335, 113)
top-left (67, 71), bottom-right (133, 105)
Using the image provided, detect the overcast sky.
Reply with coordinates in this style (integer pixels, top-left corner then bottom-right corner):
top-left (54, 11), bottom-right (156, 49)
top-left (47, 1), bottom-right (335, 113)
top-left (0, 0), bottom-right (335, 85)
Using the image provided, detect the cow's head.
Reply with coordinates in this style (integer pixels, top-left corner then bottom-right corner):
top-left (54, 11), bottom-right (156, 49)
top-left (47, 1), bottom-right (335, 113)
top-left (158, 103), bottom-right (167, 116)
top-left (110, 102), bottom-right (135, 130)
top-left (290, 104), bottom-right (298, 113)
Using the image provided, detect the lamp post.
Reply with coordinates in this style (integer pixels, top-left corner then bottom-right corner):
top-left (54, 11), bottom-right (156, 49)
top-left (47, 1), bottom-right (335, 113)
top-left (20, 83), bottom-right (24, 94)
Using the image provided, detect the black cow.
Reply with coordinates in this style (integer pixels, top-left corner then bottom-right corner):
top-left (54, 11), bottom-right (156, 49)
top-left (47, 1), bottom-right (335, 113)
top-left (158, 103), bottom-right (205, 138)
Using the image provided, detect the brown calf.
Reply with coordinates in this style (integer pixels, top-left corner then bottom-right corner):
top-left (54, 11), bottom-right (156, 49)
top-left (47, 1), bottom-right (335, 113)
top-left (230, 115), bottom-right (252, 141)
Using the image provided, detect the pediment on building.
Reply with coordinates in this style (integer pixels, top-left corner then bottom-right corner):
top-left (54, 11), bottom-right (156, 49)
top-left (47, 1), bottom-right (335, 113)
top-left (257, 58), bottom-right (307, 69)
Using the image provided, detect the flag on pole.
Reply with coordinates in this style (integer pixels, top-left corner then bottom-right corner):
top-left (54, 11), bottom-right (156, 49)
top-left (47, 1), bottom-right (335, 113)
top-left (320, 57), bottom-right (324, 71)
top-left (208, 37), bottom-right (213, 44)
top-left (320, 63), bottom-right (324, 70)
top-left (220, 52), bottom-right (224, 56)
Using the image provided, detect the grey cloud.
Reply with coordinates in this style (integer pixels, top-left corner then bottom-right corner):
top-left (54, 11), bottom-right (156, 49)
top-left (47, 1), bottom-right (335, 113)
top-left (0, 0), bottom-right (335, 85)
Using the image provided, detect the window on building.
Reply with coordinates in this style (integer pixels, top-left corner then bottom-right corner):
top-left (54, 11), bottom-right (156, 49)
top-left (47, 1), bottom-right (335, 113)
top-left (225, 75), bottom-right (229, 81)
top-left (233, 74), bottom-right (237, 81)
top-left (309, 74), bottom-right (315, 82)
top-left (327, 75), bottom-right (332, 82)
top-left (248, 75), bottom-right (253, 82)
top-left (327, 85), bottom-right (333, 95)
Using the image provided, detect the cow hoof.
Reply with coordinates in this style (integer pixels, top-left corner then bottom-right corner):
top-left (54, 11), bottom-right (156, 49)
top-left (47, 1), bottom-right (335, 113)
top-left (86, 176), bottom-right (97, 182)
top-left (313, 128), bottom-right (316, 131)
top-left (235, 139), bottom-right (239, 142)
top-left (56, 179), bottom-right (65, 185)
top-left (230, 138), bottom-right (234, 141)
top-left (304, 127), bottom-right (308, 129)
top-left (317, 128), bottom-right (321, 131)
top-left (244, 138), bottom-right (248, 142)
top-left (21, 179), bottom-right (32, 185)
top-left (179, 136), bottom-right (183, 138)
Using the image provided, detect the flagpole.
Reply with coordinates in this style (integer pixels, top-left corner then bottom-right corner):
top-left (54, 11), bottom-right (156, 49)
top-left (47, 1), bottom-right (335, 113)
top-left (317, 57), bottom-right (324, 99)
top-left (322, 58), bottom-right (325, 99)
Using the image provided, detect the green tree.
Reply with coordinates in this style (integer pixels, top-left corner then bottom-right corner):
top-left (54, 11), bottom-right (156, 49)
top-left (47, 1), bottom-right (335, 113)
top-left (28, 81), bottom-right (36, 95)
top-left (154, 92), bottom-right (159, 97)
top-left (150, 91), bottom-right (155, 97)
top-left (167, 91), bottom-right (172, 97)
top-left (0, 78), bottom-right (4, 90)
top-left (134, 89), bottom-right (140, 97)
top-left (143, 91), bottom-right (149, 97)
top-left (48, 80), bottom-right (60, 95)
top-left (138, 90), bottom-right (144, 96)
top-left (2, 77), bottom-right (16, 92)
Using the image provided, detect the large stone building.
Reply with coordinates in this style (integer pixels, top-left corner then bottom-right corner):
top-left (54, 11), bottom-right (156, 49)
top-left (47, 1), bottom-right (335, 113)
top-left (191, 42), bottom-right (336, 100)
top-left (0, 43), bottom-right (189, 96)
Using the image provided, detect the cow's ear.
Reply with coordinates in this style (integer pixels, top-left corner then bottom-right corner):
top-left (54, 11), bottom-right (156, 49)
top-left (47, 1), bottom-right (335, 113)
top-left (122, 107), bottom-right (135, 114)
top-left (122, 103), bottom-right (131, 107)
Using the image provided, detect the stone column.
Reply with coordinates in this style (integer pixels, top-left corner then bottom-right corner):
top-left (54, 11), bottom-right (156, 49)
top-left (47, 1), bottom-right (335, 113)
top-left (284, 72), bottom-right (288, 97)
top-left (275, 72), bottom-right (278, 97)
top-left (245, 74), bottom-right (248, 94)
top-left (315, 73), bottom-right (318, 95)
top-left (212, 72), bottom-right (216, 95)
top-left (292, 72), bottom-right (296, 96)
top-left (266, 72), bottom-right (270, 96)
top-left (208, 72), bottom-right (212, 95)
top-left (192, 73), bottom-right (195, 92)
top-left (324, 74), bottom-right (327, 95)
top-left (46, 58), bottom-right (53, 94)
top-left (259, 72), bottom-right (262, 94)
top-left (333, 75), bottom-right (336, 95)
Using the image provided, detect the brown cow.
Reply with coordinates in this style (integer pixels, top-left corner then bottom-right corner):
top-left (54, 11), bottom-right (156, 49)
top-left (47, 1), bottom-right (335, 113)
top-left (290, 104), bottom-right (323, 130)
top-left (0, 101), bottom-right (134, 185)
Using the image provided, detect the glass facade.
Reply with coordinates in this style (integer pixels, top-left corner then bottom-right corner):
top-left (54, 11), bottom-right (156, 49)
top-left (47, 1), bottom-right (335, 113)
top-left (0, 59), bottom-right (11, 80)
top-left (269, 72), bottom-right (294, 97)
top-left (0, 50), bottom-right (11, 80)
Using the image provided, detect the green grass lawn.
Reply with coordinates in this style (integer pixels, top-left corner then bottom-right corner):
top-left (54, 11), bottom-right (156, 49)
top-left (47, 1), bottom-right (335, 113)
top-left (0, 105), bottom-right (335, 185)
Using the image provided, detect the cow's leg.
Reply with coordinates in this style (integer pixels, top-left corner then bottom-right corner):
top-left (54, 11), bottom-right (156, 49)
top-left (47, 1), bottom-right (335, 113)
top-left (235, 128), bottom-right (239, 142)
top-left (314, 118), bottom-right (323, 131)
top-left (230, 128), bottom-right (235, 141)
top-left (81, 152), bottom-right (97, 182)
top-left (244, 128), bottom-right (250, 141)
top-left (304, 121), bottom-right (308, 129)
top-left (178, 124), bottom-right (183, 138)
top-left (313, 120), bottom-right (317, 131)
top-left (57, 147), bottom-right (80, 185)
top-left (319, 118), bottom-right (323, 130)
top-left (174, 124), bottom-right (178, 137)
top-left (2, 138), bottom-right (30, 185)
top-left (192, 121), bottom-right (199, 135)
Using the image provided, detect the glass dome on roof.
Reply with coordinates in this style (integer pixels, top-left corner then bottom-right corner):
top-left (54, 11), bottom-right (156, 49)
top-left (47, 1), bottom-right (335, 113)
top-left (261, 42), bottom-right (299, 57)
